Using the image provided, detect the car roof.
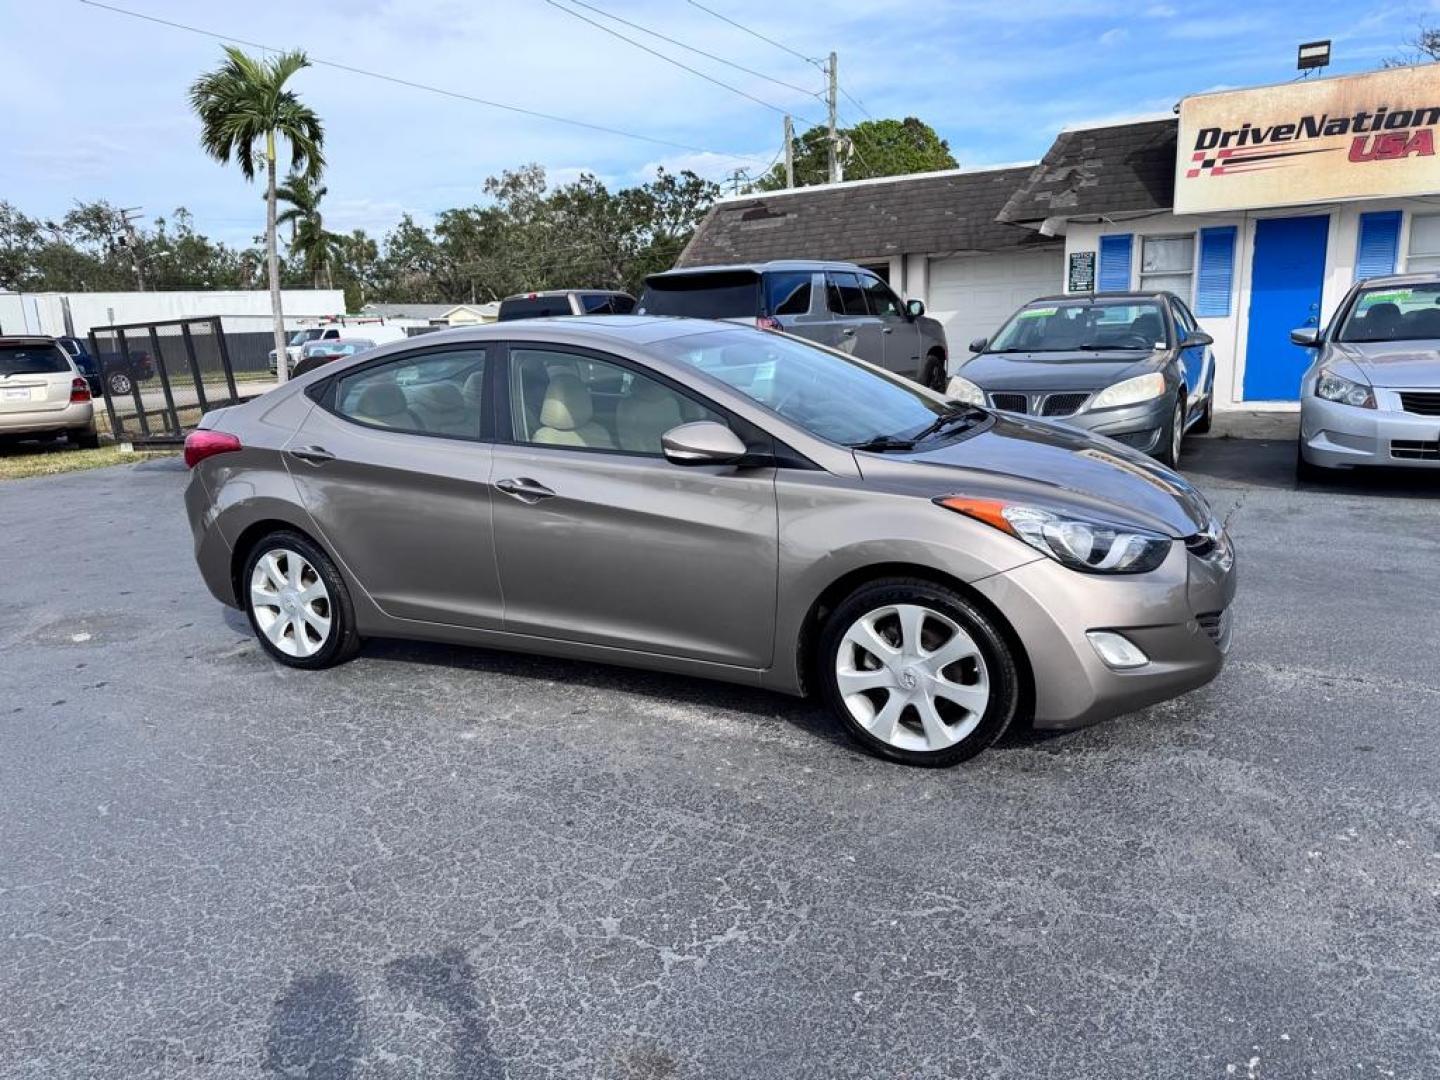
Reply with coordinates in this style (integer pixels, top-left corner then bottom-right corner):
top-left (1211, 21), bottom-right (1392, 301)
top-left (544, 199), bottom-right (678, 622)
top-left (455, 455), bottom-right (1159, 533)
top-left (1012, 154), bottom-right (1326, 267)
top-left (352, 315), bottom-right (738, 350)
top-left (646, 259), bottom-right (873, 279)
top-left (1353, 272), bottom-right (1440, 287)
top-left (500, 289), bottom-right (634, 300)
top-left (0, 335), bottom-right (58, 345)
top-left (1030, 291), bottom-right (1171, 302)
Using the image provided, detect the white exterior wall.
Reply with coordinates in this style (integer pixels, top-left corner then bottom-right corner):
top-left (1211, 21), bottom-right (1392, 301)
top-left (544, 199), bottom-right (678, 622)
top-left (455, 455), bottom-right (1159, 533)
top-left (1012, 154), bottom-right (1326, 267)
top-left (0, 289), bottom-right (346, 337)
top-left (1064, 197), bottom-right (1440, 409)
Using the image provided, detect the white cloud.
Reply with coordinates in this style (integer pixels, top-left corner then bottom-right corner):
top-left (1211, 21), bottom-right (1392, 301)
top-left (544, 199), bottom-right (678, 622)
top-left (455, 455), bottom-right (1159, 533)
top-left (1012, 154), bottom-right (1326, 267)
top-left (1100, 27), bottom-right (1130, 45)
top-left (1145, 3), bottom-right (1178, 16)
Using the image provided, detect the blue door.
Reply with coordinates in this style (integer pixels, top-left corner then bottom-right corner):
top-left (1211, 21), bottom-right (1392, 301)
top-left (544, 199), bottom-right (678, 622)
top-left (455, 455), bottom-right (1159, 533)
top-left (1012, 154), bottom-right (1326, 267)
top-left (1243, 215), bottom-right (1329, 401)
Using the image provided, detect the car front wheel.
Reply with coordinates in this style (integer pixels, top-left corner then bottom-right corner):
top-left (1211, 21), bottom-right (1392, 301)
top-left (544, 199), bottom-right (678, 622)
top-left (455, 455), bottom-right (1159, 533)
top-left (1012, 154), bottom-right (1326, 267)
top-left (243, 530), bottom-right (361, 669)
top-left (1158, 395), bottom-right (1185, 468)
top-left (819, 579), bottom-right (1020, 767)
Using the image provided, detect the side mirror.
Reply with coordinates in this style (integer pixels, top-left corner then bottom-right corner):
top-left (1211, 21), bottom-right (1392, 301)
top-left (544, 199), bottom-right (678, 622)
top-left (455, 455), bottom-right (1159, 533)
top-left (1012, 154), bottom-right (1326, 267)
top-left (905, 298), bottom-right (926, 318)
top-left (1290, 327), bottom-right (1322, 348)
top-left (968, 337), bottom-right (988, 354)
top-left (661, 421), bottom-right (748, 466)
top-left (1182, 330), bottom-right (1214, 348)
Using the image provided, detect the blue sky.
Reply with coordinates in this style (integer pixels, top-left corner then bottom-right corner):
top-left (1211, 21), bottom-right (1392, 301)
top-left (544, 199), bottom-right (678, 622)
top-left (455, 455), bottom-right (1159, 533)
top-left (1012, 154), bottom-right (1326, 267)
top-left (1, 0), bottom-right (1434, 247)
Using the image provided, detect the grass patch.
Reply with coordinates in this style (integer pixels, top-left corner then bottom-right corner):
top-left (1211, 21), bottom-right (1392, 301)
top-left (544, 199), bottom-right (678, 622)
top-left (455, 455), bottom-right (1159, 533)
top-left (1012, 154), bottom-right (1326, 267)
top-left (0, 440), bottom-right (176, 481)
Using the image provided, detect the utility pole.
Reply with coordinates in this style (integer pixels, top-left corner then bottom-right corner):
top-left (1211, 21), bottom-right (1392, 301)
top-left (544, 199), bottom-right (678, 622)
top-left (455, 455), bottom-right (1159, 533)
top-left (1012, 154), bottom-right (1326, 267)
top-left (726, 168), bottom-right (748, 195)
top-left (826, 51), bottom-right (840, 184)
top-left (783, 114), bottom-right (795, 189)
top-left (118, 206), bottom-right (147, 291)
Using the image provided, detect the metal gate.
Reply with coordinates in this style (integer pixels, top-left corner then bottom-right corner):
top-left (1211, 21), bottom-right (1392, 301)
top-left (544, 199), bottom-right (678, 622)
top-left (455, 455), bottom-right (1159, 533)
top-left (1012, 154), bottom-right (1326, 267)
top-left (87, 317), bottom-right (244, 444)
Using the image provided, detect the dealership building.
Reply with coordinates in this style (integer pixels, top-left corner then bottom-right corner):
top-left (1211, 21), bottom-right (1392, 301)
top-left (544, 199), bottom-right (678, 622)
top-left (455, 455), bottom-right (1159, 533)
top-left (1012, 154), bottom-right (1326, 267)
top-left (680, 63), bottom-right (1440, 408)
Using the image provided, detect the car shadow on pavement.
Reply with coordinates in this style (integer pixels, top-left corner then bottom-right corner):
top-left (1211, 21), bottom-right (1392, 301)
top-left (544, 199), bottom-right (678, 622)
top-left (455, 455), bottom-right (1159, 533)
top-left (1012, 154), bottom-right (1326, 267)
top-left (263, 972), bottom-right (366, 1079)
top-left (1187, 434), bottom-right (1440, 498)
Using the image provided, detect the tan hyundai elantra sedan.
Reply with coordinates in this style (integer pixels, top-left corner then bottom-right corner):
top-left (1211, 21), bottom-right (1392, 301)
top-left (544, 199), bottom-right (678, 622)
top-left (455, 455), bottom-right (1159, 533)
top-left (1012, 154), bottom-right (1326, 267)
top-left (184, 317), bottom-right (1236, 766)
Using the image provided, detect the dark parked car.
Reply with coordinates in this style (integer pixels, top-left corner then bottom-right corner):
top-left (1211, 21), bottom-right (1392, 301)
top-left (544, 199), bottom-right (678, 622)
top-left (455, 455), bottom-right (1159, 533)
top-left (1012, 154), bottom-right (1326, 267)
top-left (497, 290), bottom-right (636, 321)
top-left (56, 336), bottom-right (154, 398)
top-left (946, 292), bottom-right (1216, 468)
top-left (638, 261), bottom-right (951, 389)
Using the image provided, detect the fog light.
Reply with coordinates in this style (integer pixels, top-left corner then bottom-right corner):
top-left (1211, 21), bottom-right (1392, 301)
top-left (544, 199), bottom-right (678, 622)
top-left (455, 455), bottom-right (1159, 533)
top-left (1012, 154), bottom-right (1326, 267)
top-left (1086, 631), bottom-right (1149, 670)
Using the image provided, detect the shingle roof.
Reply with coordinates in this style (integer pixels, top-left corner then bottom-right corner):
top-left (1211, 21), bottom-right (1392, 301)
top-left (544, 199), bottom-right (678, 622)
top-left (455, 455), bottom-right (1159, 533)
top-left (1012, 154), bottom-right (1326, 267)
top-left (998, 118), bottom-right (1178, 224)
top-left (678, 166), bottom-right (1057, 266)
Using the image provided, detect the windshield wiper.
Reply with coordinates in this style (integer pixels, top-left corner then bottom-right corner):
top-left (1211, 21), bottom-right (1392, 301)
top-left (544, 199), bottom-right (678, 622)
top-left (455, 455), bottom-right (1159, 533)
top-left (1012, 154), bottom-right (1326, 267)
top-left (849, 433), bottom-right (916, 453)
top-left (908, 407), bottom-right (986, 444)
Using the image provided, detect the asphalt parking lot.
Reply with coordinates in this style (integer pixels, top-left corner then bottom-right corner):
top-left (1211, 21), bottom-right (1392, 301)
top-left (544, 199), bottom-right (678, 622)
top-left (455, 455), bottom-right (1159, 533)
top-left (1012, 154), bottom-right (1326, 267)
top-left (3, 430), bottom-right (1438, 1079)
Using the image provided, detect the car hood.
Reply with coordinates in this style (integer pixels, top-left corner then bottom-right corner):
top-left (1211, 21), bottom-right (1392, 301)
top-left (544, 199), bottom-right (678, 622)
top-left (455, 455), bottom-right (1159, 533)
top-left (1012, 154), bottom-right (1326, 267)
top-left (1331, 340), bottom-right (1440, 388)
top-left (958, 350), bottom-right (1157, 392)
top-left (858, 412), bottom-right (1214, 538)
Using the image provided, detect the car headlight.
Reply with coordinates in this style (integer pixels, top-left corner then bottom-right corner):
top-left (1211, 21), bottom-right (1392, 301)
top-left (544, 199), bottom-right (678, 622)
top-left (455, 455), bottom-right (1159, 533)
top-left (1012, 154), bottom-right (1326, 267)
top-left (935, 496), bottom-right (1173, 574)
top-left (1088, 372), bottom-right (1167, 411)
top-left (1315, 368), bottom-right (1375, 409)
top-left (945, 374), bottom-right (986, 407)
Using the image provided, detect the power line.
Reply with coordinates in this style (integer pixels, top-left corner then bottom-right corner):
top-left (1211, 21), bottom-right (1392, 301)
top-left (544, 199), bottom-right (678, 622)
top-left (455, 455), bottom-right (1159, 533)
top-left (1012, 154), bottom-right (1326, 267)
top-left (78, 0), bottom-right (769, 160)
top-left (685, 0), bottom-right (821, 68)
top-left (559, 0), bottom-right (822, 101)
top-left (839, 85), bottom-right (872, 120)
top-left (543, 0), bottom-right (820, 126)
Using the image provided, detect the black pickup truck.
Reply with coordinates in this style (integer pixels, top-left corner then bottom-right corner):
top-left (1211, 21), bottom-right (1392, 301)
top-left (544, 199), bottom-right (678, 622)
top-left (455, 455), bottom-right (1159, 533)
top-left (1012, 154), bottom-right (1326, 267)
top-left (56, 336), bottom-right (155, 398)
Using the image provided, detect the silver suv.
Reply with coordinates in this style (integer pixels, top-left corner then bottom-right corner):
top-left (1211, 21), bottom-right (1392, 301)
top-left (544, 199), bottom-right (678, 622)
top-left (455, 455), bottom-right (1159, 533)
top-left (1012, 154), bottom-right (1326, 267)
top-left (639, 260), bottom-right (951, 388)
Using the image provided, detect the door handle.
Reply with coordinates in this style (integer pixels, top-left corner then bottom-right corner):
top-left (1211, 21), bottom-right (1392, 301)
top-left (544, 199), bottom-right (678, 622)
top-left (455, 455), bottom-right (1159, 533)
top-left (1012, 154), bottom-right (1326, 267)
top-left (841, 328), bottom-right (857, 337)
top-left (881, 327), bottom-right (894, 335)
top-left (288, 445), bottom-right (334, 464)
top-left (495, 477), bottom-right (556, 503)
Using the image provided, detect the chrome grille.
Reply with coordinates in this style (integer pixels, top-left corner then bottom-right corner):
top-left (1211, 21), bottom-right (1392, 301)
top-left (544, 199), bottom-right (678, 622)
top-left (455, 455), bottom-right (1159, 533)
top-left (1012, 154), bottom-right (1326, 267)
top-left (990, 392), bottom-right (1028, 413)
top-left (1399, 392), bottom-right (1440, 416)
top-left (1392, 440), bottom-right (1440, 461)
top-left (1041, 392), bottom-right (1089, 417)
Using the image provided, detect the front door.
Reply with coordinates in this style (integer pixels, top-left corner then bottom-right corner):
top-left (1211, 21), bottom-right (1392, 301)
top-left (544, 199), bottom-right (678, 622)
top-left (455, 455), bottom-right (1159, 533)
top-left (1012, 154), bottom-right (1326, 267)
top-left (861, 272), bottom-right (922, 378)
top-left (285, 344), bottom-right (502, 629)
top-left (1244, 215), bottom-right (1329, 401)
top-left (490, 344), bottom-right (779, 668)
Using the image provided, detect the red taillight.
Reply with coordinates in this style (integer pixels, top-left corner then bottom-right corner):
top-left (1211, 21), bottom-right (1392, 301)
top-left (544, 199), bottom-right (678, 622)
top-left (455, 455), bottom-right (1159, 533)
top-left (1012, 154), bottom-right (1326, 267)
top-left (756, 315), bottom-right (782, 331)
top-left (184, 429), bottom-right (242, 469)
top-left (70, 377), bottom-right (91, 403)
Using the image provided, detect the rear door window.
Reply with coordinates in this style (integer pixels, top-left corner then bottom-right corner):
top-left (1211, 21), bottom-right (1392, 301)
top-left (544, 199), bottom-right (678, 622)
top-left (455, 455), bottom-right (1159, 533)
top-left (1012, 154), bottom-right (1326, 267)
top-left (0, 343), bottom-right (70, 375)
top-left (765, 272), bottom-right (813, 316)
top-left (639, 272), bottom-right (761, 318)
top-left (499, 296), bottom-right (575, 321)
top-left (825, 272), bottom-right (868, 316)
top-left (333, 348), bottom-right (487, 439)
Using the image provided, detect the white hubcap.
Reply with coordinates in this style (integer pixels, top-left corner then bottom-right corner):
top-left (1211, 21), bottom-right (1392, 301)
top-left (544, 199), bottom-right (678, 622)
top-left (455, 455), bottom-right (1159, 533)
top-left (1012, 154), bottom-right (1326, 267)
top-left (249, 548), bottom-right (331, 658)
top-left (835, 603), bottom-right (990, 753)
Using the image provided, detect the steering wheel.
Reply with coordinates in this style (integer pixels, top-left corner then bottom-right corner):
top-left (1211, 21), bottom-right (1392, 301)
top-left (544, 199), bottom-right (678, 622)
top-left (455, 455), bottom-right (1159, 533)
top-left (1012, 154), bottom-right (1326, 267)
top-left (1111, 333), bottom-right (1152, 349)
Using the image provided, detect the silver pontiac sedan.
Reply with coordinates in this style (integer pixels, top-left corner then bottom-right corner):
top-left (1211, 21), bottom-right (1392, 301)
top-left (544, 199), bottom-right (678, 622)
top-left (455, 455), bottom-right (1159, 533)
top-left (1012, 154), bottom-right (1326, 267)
top-left (1297, 273), bottom-right (1440, 475)
top-left (184, 317), bottom-right (1236, 767)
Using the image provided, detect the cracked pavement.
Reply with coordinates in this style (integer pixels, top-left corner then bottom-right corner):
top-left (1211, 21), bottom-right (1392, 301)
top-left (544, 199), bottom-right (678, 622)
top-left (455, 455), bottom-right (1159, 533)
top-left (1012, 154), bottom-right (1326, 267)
top-left (1, 434), bottom-right (1438, 1079)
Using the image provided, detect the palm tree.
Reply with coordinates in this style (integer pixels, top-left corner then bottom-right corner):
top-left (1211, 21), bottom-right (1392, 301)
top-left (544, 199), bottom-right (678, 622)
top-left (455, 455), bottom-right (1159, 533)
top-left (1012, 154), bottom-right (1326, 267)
top-left (276, 172), bottom-right (326, 243)
top-left (277, 173), bottom-right (340, 289)
top-left (190, 47), bottom-right (324, 382)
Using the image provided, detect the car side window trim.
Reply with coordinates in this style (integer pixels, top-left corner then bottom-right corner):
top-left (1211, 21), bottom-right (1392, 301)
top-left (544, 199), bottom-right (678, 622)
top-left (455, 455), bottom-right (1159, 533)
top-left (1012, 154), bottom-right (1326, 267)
top-left (313, 342), bottom-right (495, 444)
top-left (493, 340), bottom-right (817, 468)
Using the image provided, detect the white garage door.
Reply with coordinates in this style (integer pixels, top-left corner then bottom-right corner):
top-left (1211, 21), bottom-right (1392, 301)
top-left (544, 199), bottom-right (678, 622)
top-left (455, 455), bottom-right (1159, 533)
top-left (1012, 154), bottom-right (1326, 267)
top-left (927, 250), bottom-right (1065, 364)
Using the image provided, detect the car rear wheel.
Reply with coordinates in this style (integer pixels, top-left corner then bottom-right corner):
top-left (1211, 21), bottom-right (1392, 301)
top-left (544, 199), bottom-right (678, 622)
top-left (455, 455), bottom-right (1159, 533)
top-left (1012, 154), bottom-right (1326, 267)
top-left (243, 530), bottom-right (361, 669)
top-left (107, 371), bottom-right (132, 397)
top-left (819, 579), bottom-right (1020, 767)
top-left (68, 426), bottom-right (100, 450)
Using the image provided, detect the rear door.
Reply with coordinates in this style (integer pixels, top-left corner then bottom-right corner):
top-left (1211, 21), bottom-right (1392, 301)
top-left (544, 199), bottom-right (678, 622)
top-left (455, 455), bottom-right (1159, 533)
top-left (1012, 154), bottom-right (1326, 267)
top-left (0, 341), bottom-right (76, 420)
top-left (861, 272), bottom-right (922, 378)
top-left (284, 343), bottom-right (502, 629)
top-left (489, 342), bottom-right (778, 667)
top-left (825, 271), bottom-right (886, 367)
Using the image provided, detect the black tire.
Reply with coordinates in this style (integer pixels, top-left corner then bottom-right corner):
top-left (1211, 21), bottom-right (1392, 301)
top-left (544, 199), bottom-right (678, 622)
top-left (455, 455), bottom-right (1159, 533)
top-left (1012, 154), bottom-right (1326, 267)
top-left (1158, 394), bottom-right (1185, 468)
top-left (920, 351), bottom-right (947, 391)
top-left (1192, 390), bottom-right (1214, 435)
top-left (1295, 445), bottom-right (1331, 484)
top-left (69, 427), bottom-right (100, 450)
top-left (818, 577), bottom-right (1021, 767)
top-left (107, 370), bottom-right (132, 397)
top-left (242, 529), bottom-right (362, 670)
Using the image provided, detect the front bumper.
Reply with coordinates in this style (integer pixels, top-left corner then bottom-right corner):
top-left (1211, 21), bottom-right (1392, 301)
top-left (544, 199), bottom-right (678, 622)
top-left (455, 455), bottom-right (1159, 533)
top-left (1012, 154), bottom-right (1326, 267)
top-left (1300, 393), bottom-right (1440, 469)
top-left (972, 535), bottom-right (1236, 730)
top-left (1053, 397), bottom-right (1172, 455)
top-left (0, 400), bottom-right (94, 435)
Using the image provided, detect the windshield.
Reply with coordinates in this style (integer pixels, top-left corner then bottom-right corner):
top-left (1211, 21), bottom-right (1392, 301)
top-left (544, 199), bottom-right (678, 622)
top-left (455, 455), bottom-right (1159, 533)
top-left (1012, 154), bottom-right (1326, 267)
top-left (1338, 283), bottom-right (1440, 342)
top-left (652, 328), bottom-right (959, 446)
top-left (989, 300), bottom-right (1170, 354)
top-left (639, 271), bottom-right (761, 319)
top-left (0, 343), bottom-right (70, 376)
